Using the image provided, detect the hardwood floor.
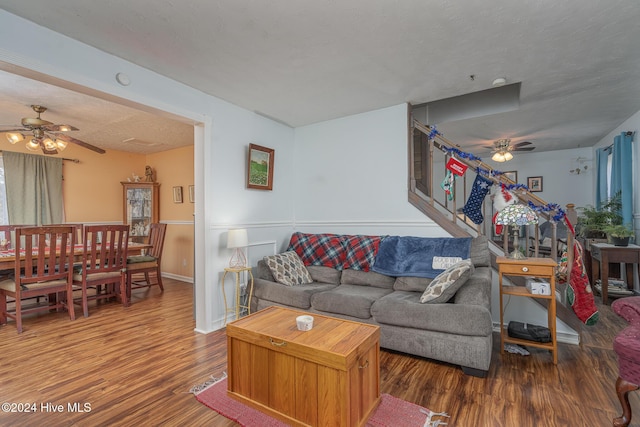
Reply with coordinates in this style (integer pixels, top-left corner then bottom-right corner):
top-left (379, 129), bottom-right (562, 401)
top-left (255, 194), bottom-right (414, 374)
top-left (0, 279), bottom-right (636, 426)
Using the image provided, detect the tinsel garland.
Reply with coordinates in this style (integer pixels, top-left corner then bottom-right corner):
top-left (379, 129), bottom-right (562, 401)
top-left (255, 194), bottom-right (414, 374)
top-left (442, 146), bottom-right (482, 162)
top-left (527, 201), bottom-right (567, 222)
top-left (440, 142), bottom-right (568, 223)
top-left (427, 125), bottom-right (441, 141)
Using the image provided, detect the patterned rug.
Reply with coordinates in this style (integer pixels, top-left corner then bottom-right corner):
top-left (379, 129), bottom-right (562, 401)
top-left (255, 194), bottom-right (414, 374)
top-left (191, 373), bottom-right (449, 427)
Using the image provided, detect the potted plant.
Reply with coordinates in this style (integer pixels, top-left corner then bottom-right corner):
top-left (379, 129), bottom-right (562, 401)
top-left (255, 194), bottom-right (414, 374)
top-left (576, 192), bottom-right (623, 239)
top-left (602, 224), bottom-right (635, 246)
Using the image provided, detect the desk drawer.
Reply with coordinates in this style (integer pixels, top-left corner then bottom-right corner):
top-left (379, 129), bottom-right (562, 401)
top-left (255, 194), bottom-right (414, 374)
top-left (500, 262), bottom-right (554, 277)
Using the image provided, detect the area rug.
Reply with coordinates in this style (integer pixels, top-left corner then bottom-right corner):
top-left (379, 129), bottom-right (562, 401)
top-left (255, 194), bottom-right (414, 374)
top-left (191, 373), bottom-right (449, 427)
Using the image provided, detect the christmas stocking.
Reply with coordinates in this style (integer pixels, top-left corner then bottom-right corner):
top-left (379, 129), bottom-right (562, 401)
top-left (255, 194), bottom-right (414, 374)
top-left (440, 169), bottom-right (455, 201)
top-left (462, 174), bottom-right (493, 224)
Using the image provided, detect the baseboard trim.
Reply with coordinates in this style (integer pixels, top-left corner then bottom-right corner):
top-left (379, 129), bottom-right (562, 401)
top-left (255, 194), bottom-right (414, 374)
top-left (162, 272), bottom-right (193, 283)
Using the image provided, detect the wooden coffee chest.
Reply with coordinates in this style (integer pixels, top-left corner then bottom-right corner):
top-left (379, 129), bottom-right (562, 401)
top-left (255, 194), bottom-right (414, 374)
top-left (226, 306), bottom-right (380, 426)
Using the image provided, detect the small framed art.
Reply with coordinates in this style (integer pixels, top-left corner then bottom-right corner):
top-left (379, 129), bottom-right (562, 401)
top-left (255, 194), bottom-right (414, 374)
top-left (247, 143), bottom-right (274, 190)
top-left (173, 186), bottom-right (183, 203)
top-left (189, 185), bottom-right (195, 203)
top-left (503, 171), bottom-right (518, 183)
top-left (527, 176), bottom-right (543, 192)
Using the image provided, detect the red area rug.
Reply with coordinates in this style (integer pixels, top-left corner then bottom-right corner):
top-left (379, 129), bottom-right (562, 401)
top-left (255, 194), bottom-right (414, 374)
top-left (191, 374), bottom-right (448, 427)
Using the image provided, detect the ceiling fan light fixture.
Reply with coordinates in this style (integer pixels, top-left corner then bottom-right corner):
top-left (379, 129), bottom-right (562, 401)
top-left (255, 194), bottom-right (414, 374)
top-left (43, 137), bottom-right (57, 151)
top-left (504, 151), bottom-right (513, 161)
top-left (6, 132), bottom-right (24, 144)
top-left (56, 139), bottom-right (68, 151)
top-left (25, 139), bottom-right (41, 151)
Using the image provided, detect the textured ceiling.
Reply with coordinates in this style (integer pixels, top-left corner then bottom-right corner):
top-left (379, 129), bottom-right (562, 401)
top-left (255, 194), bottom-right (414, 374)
top-left (0, 0), bottom-right (639, 156)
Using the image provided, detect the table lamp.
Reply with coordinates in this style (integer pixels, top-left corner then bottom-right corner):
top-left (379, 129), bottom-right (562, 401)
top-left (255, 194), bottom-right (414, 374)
top-left (227, 228), bottom-right (248, 268)
top-left (495, 204), bottom-right (538, 259)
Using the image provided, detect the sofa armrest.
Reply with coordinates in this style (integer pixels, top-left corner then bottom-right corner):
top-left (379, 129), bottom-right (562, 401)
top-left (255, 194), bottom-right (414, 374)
top-left (453, 266), bottom-right (492, 310)
top-left (612, 296), bottom-right (640, 326)
top-left (256, 259), bottom-right (275, 281)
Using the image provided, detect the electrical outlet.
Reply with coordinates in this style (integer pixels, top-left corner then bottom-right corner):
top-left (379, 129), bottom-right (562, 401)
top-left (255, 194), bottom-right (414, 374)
top-left (182, 258), bottom-right (187, 267)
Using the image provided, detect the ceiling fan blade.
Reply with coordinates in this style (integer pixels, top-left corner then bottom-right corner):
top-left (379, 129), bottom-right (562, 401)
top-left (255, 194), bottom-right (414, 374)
top-left (0, 126), bottom-right (28, 132)
top-left (513, 147), bottom-right (535, 152)
top-left (45, 124), bottom-right (79, 132)
top-left (55, 134), bottom-right (106, 154)
top-left (512, 141), bottom-right (532, 148)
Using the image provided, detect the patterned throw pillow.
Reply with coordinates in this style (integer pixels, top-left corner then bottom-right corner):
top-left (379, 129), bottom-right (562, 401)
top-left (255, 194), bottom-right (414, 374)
top-left (342, 235), bottom-right (384, 271)
top-left (263, 251), bottom-right (313, 286)
top-left (420, 259), bottom-right (474, 304)
top-left (287, 232), bottom-right (348, 269)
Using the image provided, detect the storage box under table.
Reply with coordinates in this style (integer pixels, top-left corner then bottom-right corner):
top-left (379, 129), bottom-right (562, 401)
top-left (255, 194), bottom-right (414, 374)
top-left (226, 306), bottom-right (380, 427)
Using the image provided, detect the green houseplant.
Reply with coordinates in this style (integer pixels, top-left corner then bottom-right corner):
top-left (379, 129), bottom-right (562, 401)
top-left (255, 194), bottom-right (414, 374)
top-left (576, 192), bottom-right (624, 239)
top-left (602, 224), bottom-right (635, 246)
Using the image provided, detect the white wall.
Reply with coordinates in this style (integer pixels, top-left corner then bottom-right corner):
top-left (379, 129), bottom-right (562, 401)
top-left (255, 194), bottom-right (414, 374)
top-left (293, 104), bottom-right (449, 238)
top-left (0, 10), bottom-right (296, 333)
top-left (484, 147), bottom-right (595, 211)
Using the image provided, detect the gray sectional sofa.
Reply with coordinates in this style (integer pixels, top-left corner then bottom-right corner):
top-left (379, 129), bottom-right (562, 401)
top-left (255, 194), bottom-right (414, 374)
top-left (250, 235), bottom-right (493, 377)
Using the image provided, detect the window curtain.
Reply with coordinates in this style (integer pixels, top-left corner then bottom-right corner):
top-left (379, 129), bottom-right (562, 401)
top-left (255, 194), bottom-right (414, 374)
top-left (3, 152), bottom-right (63, 225)
top-left (595, 147), bottom-right (609, 209)
top-left (610, 132), bottom-right (634, 226)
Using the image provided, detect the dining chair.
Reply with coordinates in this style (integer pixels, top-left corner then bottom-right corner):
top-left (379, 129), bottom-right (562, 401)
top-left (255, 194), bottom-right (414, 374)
top-left (125, 222), bottom-right (167, 306)
top-left (73, 224), bottom-right (129, 317)
top-left (0, 225), bottom-right (76, 333)
top-left (48, 223), bottom-right (84, 245)
top-left (0, 224), bottom-right (36, 251)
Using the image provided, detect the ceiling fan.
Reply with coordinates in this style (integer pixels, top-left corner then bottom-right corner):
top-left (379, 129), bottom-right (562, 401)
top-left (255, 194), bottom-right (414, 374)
top-left (0, 105), bottom-right (105, 155)
top-left (485, 138), bottom-right (535, 162)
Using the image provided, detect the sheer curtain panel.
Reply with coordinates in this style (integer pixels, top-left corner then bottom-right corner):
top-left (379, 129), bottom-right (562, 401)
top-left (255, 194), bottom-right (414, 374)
top-left (3, 152), bottom-right (63, 225)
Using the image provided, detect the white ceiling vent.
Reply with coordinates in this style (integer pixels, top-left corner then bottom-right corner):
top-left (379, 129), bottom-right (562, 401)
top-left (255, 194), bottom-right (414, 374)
top-left (122, 137), bottom-right (160, 147)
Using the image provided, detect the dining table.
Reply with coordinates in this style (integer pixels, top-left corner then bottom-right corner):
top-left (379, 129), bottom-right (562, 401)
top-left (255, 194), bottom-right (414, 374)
top-left (0, 241), bottom-right (152, 271)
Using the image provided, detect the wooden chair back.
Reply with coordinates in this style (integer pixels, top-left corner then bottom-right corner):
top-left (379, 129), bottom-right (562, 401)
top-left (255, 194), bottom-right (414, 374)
top-left (80, 225), bottom-right (129, 276)
top-left (0, 224), bottom-right (35, 250)
top-left (147, 223), bottom-right (167, 261)
top-left (16, 226), bottom-right (76, 287)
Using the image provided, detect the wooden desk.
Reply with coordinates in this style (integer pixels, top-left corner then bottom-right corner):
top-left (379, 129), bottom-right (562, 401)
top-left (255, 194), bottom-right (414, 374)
top-left (0, 242), bottom-right (151, 271)
top-left (590, 243), bottom-right (640, 304)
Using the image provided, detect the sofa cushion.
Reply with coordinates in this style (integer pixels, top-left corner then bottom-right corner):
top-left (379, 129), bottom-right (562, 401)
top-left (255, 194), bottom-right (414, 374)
top-left (371, 291), bottom-right (492, 336)
top-left (470, 235), bottom-right (490, 267)
top-left (393, 276), bottom-right (433, 293)
top-left (253, 278), bottom-right (337, 309)
top-left (342, 235), bottom-right (384, 271)
top-left (306, 266), bottom-right (341, 284)
top-left (311, 284), bottom-right (393, 319)
top-left (341, 269), bottom-right (395, 289)
top-left (420, 259), bottom-right (474, 303)
top-left (263, 251), bottom-right (313, 286)
top-left (287, 232), bottom-right (347, 269)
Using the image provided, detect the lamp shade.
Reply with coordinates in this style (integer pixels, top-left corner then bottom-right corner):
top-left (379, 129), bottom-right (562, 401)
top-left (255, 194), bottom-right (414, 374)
top-left (227, 228), bottom-right (248, 248)
top-left (495, 204), bottom-right (538, 226)
top-left (492, 151), bottom-right (513, 162)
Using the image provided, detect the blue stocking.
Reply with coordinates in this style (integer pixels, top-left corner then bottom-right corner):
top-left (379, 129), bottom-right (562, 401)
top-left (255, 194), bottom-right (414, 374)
top-left (462, 174), bottom-right (493, 224)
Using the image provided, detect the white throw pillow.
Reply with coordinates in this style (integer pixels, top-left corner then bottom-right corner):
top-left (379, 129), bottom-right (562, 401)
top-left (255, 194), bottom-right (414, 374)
top-left (420, 259), bottom-right (474, 304)
top-left (263, 251), bottom-right (313, 286)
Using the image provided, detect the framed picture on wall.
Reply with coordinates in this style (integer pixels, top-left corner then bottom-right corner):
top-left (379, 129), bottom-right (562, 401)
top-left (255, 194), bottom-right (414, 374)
top-left (173, 186), bottom-right (183, 203)
top-left (189, 185), bottom-right (195, 203)
top-left (503, 171), bottom-right (518, 183)
top-left (527, 176), bottom-right (543, 192)
top-left (247, 143), bottom-right (274, 190)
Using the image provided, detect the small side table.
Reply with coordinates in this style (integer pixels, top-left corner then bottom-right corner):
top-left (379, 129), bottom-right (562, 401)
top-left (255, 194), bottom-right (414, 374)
top-left (590, 243), bottom-right (640, 304)
top-left (497, 256), bottom-right (558, 365)
top-left (221, 266), bottom-right (254, 325)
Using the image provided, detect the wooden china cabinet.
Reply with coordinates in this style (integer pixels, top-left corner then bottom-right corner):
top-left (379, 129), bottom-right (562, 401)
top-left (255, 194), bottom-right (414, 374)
top-left (121, 182), bottom-right (160, 243)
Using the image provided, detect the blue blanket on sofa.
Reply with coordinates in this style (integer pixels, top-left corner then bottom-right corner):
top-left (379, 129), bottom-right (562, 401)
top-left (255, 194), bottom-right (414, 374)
top-left (371, 236), bottom-right (472, 278)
